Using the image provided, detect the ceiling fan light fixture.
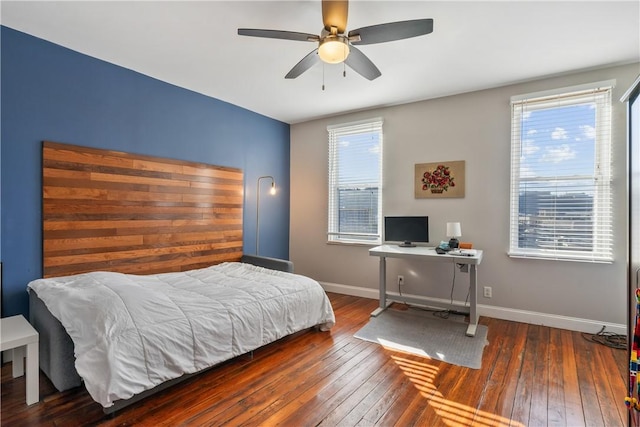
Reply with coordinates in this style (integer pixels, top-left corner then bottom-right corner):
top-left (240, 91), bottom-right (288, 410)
top-left (318, 35), bottom-right (350, 64)
top-left (238, 1), bottom-right (434, 81)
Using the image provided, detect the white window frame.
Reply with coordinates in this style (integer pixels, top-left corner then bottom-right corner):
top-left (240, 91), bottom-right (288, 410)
top-left (509, 80), bottom-right (614, 262)
top-left (327, 118), bottom-right (383, 245)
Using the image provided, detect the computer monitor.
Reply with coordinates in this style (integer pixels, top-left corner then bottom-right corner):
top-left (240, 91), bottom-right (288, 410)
top-left (384, 216), bottom-right (429, 247)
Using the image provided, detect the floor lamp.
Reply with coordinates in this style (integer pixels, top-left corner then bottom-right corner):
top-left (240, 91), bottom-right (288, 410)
top-left (256, 175), bottom-right (276, 255)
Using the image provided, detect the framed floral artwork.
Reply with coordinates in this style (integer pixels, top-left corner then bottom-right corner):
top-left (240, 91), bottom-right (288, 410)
top-left (415, 160), bottom-right (465, 198)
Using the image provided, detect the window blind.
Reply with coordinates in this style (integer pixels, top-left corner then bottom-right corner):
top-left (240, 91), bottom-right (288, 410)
top-left (327, 118), bottom-right (383, 244)
top-left (509, 81), bottom-right (613, 262)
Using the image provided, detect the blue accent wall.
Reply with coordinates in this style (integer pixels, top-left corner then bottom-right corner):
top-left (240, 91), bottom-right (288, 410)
top-left (0, 26), bottom-right (291, 317)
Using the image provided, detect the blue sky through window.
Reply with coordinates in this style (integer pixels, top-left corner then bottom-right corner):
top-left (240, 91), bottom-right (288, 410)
top-left (337, 132), bottom-right (381, 185)
top-left (520, 102), bottom-right (596, 183)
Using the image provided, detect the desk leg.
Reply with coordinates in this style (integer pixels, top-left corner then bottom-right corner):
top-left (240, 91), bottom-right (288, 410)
top-left (371, 256), bottom-right (389, 317)
top-left (26, 341), bottom-right (39, 405)
top-left (466, 265), bottom-right (479, 337)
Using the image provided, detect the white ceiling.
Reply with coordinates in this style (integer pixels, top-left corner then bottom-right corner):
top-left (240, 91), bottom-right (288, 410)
top-left (2, 1), bottom-right (639, 124)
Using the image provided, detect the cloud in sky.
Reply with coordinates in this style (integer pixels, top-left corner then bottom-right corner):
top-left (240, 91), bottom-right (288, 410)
top-left (580, 124), bottom-right (596, 140)
top-left (518, 101), bottom-right (597, 178)
top-left (522, 139), bottom-right (539, 156)
top-left (551, 127), bottom-right (568, 140)
top-left (368, 144), bottom-right (380, 154)
top-left (542, 144), bottom-right (576, 163)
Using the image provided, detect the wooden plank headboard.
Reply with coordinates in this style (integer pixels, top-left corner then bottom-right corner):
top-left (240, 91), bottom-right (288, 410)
top-left (42, 141), bottom-right (244, 278)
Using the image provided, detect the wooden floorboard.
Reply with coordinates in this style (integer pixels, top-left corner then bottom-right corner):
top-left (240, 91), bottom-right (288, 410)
top-left (0, 293), bottom-right (628, 426)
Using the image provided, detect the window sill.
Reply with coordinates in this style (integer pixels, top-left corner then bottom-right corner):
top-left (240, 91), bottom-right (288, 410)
top-left (326, 240), bottom-right (381, 247)
top-left (507, 252), bottom-right (613, 264)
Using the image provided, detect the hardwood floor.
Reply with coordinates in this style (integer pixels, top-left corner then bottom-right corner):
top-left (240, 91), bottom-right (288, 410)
top-left (1, 293), bottom-right (628, 426)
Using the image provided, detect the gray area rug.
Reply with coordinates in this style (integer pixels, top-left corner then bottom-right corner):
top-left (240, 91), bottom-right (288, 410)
top-left (354, 307), bottom-right (489, 369)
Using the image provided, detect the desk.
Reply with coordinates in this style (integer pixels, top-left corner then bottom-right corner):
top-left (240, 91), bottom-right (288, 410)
top-left (1, 315), bottom-right (39, 405)
top-left (369, 245), bottom-right (483, 337)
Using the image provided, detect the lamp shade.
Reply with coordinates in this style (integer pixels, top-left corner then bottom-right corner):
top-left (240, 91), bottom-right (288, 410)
top-left (446, 222), bottom-right (462, 238)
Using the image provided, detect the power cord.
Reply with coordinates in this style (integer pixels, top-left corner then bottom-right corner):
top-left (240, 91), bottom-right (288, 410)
top-left (582, 325), bottom-right (626, 350)
top-left (433, 260), bottom-right (469, 319)
top-left (433, 261), bottom-right (456, 319)
top-left (396, 260), bottom-right (470, 319)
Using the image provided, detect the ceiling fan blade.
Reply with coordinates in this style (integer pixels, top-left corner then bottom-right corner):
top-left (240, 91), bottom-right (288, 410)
top-left (285, 49), bottom-right (321, 79)
top-left (322, 0), bottom-right (349, 34)
top-left (238, 28), bottom-right (319, 42)
top-left (348, 19), bottom-right (434, 45)
top-left (344, 46), bottom-right (381, 81)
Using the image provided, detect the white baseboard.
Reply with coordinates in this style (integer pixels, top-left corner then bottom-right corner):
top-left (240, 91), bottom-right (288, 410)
top-left (478, 304), bottom-right (626, 336)
top-left (320, 282), bottom-right (627, 335)
top-left (321, 282), bottom-right (380, 300)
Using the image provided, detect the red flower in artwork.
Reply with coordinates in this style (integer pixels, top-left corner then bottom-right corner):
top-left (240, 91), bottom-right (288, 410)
top-left (422, 164), bottom-right (455, 192)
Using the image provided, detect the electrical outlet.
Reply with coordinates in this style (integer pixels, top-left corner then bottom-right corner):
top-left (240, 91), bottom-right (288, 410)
top-left (483, 286), bottom-right (492, 298)
top-left (397, 275), bottom-right (404, 286)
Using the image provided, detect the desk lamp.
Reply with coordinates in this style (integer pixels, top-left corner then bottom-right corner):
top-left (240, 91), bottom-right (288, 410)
top-left (447, 222), bottom-right (461, 249)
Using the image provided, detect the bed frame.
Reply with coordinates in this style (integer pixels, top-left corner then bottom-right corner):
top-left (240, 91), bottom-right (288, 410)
top-left (33, 142), bottom-right (295, 413)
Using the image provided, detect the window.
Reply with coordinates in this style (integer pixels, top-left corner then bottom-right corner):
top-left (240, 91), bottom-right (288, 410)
top-left (327, 118), bottom-right (383, 244)
top-left (509, 81), bottom-right (614, 262)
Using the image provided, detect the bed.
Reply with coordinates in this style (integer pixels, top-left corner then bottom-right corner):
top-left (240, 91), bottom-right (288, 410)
top-left (28, 255), bottom-right (334, 412)
top-left (31, 142), bottom-right (335, 412)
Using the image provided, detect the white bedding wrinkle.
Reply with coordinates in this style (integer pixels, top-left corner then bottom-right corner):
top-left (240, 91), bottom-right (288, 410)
top-left (27, 262), bottom-right (335, 408)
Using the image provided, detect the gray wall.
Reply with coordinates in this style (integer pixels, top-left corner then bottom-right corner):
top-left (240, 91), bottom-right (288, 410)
top-left (290, 63), bottom-right (640, 332)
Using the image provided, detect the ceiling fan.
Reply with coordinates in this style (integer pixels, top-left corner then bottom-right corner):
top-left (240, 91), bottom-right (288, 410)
top-left (238, 0), bottom-right (433, 81)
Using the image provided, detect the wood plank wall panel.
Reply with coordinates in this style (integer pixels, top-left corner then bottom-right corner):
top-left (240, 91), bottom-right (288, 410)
top-left (42, 141), bottom-right (244, 278)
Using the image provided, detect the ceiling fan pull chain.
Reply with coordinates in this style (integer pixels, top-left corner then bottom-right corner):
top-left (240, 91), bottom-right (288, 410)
top-left (343, 42), bottom-right (348, 77)
top-left (322, 62), bottom-right (326, 91)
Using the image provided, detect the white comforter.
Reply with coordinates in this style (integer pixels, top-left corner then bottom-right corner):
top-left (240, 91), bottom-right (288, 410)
top-left (27, 262), bottom-right (335, 408)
